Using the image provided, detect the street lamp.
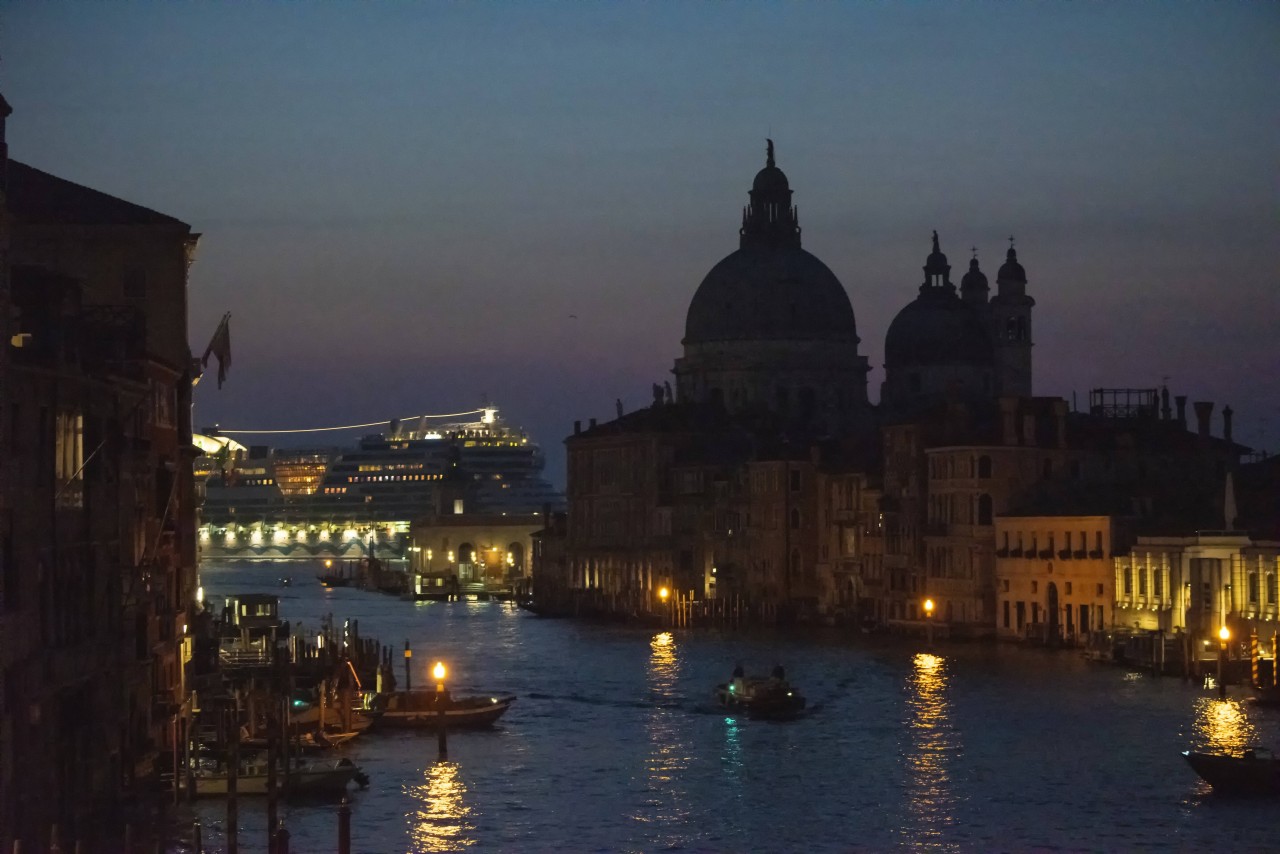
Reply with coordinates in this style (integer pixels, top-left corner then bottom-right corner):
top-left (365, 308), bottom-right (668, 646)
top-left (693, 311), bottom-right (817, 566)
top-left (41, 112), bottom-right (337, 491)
top-left (924, 598), bottom-right (935, 644)
top-left (658, 587), bottom-right (670, 603)
top-left (433, 661), bottom-right (449, 757)
top-left (1218, 625), bottom-right (1231, 699)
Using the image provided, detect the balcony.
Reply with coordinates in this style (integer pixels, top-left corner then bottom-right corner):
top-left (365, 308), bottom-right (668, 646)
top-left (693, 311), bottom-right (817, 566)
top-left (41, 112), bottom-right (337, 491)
top-left (1058, 549), bottom-right (1072, 560)
top-left (1073, 550), bottom-right (1087, 559)
top-left (1008, 548), bottom-right (1023, 558)
top-left (995, 548), bottom-right (1009, 558)
top-left (1037, 550), bottom-right (1054, 559)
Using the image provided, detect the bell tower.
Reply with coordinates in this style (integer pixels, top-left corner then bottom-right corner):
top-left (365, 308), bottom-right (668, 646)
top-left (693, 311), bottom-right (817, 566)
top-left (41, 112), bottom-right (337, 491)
top-left (990, 237), bottom-right (1034, 396)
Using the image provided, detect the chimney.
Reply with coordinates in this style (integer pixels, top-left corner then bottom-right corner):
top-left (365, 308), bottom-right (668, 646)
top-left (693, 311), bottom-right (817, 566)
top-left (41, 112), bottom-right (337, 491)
top-left (1000, 397), bottom-right (1019, 446)
top-left (588, 417), bottom-right (597, 430)
top-left (1053, 399), bottom-right (1068, 448)
top-left (1223, 405), bottom-right (1234, 444)
top-left (1175, 396), bottom-right (1187, 428)
top-left (574, 420), bottom-right (581, 435)
top-left (1193, 401), bottom-right (1213, 442)
top-left (1160, 387), bottom-right (1171, 421)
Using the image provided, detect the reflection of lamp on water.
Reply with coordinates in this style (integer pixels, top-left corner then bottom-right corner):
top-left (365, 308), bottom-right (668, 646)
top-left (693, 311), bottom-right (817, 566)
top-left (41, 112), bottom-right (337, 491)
top-left (924, 598), bottom-right (935, 644)
top-left (1218, 625), bottom-right (1231, 699)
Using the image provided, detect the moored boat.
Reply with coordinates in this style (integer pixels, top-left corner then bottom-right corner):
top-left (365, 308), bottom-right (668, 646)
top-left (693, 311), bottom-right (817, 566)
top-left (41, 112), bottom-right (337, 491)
top-left (1183, 747), bottom-right (1280, 795)
top-left (186, 756), bottom-right (369, 797)
top-left (369, 691), bottom-right (516, 730)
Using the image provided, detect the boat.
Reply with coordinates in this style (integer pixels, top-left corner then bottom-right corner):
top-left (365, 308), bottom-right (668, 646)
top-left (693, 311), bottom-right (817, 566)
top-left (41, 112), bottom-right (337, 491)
top-left (369, 690), bottom-right (516, 730)
top-left (1182, 747), bottom-right (1280, 794)
top-left (317, 561), bottom-right (353, 588)
top-left (242, 729), bottom-right (362, 753)
top-left (1249, 686), bottom-right (1280, 708)
top-left (186, 756), bottom-right (369, 797)
top-left (714, 667), bottom-right (806, 720)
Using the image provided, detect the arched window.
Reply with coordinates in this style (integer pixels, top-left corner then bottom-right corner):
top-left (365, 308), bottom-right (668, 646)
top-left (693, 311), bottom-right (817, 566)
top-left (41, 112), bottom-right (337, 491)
top-left (978, 494), bottom-right (993, 526)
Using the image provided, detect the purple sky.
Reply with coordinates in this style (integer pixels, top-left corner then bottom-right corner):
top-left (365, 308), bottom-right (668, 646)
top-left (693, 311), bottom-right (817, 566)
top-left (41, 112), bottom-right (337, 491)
top-left (5, 3), bottom-right (1278, 487)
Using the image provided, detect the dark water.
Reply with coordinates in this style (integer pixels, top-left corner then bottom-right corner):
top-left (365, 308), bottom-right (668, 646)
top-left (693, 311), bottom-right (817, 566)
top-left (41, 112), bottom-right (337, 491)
top-left (186, 562), bottom-right (1280, 853)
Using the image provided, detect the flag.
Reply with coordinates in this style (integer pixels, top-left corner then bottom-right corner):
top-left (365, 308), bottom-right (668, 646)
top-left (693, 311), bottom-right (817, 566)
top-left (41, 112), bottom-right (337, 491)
top-left (201, 313), bottom-right (232, 389)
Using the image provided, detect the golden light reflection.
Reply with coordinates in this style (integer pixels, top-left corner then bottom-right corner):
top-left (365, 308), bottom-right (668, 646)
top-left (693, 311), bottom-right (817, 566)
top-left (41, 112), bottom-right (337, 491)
top-left (407, 760), bottom-right (475, 852)
top-left (631, 631), bottom-right (691, 832)
top-left (903, 652), bottom-right (956, 846)
top-left (1192, 697), bottom-right (1257, 755)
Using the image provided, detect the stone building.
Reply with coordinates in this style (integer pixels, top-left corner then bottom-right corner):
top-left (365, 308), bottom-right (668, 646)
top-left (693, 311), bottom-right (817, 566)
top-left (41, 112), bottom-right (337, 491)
top-left (0, 99), bottom-right (199, 847)
top-left (995, 513), bottom-right (1131, 643)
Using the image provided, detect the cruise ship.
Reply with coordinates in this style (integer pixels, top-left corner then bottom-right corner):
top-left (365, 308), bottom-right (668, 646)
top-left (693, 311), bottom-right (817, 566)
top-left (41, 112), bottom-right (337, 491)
top-left (195, 408), bottom-right (564, 562)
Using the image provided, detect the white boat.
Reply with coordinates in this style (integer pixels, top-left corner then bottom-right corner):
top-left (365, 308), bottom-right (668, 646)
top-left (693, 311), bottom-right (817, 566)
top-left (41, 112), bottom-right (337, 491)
top-left (187, 756), bottom-right (368, 797)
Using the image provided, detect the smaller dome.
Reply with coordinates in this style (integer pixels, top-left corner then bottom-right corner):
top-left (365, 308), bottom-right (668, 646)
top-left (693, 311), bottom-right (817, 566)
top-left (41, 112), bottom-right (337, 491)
top-left (885, 289), bottom-right (994, 368)
top-left (998, 247), bottom-right (1026, 283)
top-left (960, 257), bottom-right (988, 292)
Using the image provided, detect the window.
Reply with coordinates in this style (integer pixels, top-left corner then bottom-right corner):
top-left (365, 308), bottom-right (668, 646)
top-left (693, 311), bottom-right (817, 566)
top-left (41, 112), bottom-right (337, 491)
top-left (1123, 567), bottom-right (1133, 596)
top-left (1138, 568), bottom-right (1147, 596)
top-left (789, 469), bottom-right (801, 492)
top-left (978, 494), bottom-right (993, 526)
top-left (1269, 573), bottom-right (1278, 607)
top-left (978, 456), bottom-right (992, 479)
top-left (1153, 571), bottom-right (1162, 598)
top-left (1042, 459), bottom-right (1053, 479)
top-left (1248, 572), bottom-right (1259, 604)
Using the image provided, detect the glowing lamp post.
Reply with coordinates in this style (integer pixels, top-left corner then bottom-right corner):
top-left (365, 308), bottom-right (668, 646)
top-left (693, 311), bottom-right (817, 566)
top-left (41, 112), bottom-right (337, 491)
top-left (1218, 626), bottom-right (1231, 699)
top-left (924, 598), bottom-right (935, 645)
top-left (434, 661), bottom-right (449, 758)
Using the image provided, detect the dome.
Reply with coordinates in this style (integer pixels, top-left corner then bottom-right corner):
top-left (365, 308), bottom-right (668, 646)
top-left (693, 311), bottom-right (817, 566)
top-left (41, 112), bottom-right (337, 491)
top-left (684, 246), bottom-right (858, 343)
top-left (960, 257), bottom-right (988, 293)
top-left (752, 164), bottom-right (791, 194)
top-left (998, 247), bottom-right (1026, 283)
top-left (884, 289), bottom-right (994, 367)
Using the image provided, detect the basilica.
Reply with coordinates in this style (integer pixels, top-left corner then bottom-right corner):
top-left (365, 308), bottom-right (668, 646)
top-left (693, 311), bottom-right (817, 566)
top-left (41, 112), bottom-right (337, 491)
top-left (549, 142), bottom-right (1274, 647)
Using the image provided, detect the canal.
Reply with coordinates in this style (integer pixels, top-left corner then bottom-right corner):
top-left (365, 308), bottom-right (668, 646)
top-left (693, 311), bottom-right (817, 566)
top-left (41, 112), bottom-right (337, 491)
top-left (186, 562), bottom-right (1280, 852)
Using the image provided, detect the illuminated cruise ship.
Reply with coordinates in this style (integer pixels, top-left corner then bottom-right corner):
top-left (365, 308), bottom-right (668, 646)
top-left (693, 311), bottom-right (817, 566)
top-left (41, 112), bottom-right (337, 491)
top-left (195, 407), bottom-right (564, 561)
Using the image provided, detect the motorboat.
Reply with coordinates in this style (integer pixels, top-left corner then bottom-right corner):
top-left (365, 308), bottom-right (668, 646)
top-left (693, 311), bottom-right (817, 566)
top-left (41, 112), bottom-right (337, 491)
top-left (186, 756), bottom-right (369, 797)
top-left (714, 670), bottom-right (806, 721)
top-left (1183, 747), bottom-right (1280, 795)
top-left (368, 690), bottom-right (516, 730)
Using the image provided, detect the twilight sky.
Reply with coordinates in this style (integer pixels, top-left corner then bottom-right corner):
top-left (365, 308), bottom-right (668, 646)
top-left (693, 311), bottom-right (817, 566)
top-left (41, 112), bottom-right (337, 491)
top-left (5, 3), bottom-right (1278, 487)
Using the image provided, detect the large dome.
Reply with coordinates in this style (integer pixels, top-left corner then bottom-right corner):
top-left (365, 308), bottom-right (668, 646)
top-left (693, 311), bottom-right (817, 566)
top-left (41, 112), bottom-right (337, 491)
top-left (684, 246), bottom-right (859, 343)
top-left (884, 290), bottom-right (993, 367)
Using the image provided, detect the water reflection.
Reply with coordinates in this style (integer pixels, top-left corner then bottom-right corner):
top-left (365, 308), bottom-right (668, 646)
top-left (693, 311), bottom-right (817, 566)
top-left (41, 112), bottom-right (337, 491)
top-left (902, 652), bottom-right (957, 849)
top-left (1191, 697), bottom-right (1257, 754)
top-left (632, 631), bottom-right (692, 839)
top-left (407, 760), bottom-right (475, 852)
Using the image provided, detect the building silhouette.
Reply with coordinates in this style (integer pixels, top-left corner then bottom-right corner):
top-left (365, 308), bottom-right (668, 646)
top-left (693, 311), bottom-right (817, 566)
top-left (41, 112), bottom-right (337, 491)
top-left (546, 141), bottom-right (1276, 649)
top-left (0, 96), bottom-right (200, 848)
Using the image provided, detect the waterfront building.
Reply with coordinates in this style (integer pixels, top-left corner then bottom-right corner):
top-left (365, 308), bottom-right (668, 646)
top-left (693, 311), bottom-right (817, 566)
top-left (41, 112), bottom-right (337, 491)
top-left (995, 513), bottom-right (1130, 643)
top-left (409, 510), bottom-right (544, 593)
top-left (564, 144), bottom-right (886, 616)
top-left (0, 99), bottom-right (199, 847)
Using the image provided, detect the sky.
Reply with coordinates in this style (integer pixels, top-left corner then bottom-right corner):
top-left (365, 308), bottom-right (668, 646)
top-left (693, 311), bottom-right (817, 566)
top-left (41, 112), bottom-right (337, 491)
top-left (5, 3), bottom-right (1278, 489)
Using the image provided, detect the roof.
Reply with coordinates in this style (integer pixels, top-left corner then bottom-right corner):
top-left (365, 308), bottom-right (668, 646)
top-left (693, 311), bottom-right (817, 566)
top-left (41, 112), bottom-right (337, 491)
top-left (7, 160), bottom-right (190, 228)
